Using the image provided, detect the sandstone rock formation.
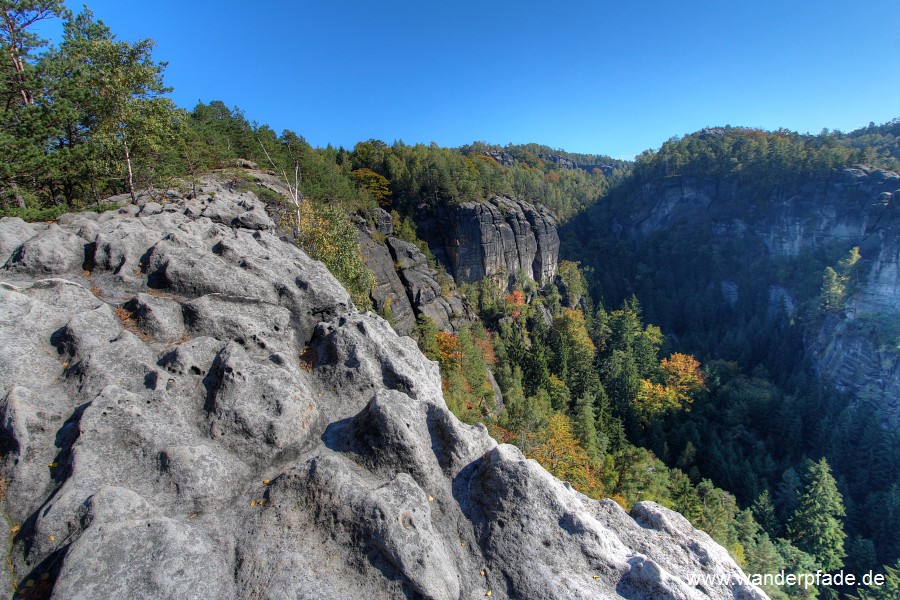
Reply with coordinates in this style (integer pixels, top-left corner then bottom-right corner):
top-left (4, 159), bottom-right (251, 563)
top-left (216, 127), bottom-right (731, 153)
top-left (0, 181), bottom-right (764, 599)
top-left (358, 210), bottom-right (466, 336)
top-left (419, 195), bottom-right (560, 288)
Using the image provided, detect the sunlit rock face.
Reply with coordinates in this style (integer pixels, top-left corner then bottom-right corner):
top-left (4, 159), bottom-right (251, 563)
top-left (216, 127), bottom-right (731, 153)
top-left (418, 195), bottom-right (560, 287)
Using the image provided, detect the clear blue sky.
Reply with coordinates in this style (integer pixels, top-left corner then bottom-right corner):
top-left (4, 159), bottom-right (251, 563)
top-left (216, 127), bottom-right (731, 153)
top-left (44, 0), bottom-right (900, 159)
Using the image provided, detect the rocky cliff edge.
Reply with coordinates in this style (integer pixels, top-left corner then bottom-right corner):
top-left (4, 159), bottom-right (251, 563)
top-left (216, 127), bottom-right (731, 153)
top-left (0, 179), bottom-right (765, 599)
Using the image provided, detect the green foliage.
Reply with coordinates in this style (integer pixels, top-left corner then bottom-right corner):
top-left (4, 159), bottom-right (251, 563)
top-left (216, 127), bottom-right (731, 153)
top-left (832, 119), bottom-right (900, 172)
top-left (557, 260), bottom-right (587, 307)
top-left (0, 6), bottom-right (188, 207)
top-left (820, 267), bottom-right (846, 313)
top-left (630, 127), bottom-right (861, 198)
top-left (348, 138), bottom-right (618, 223)
top-left (351, 168), bottom-right (391, 205)
top-left (788, 458), bottom-right (847, 571)
top-left (0, 201), bottom-right (118, 221)
top-left (819, 247), bottom-right (860, 314)
top-left (414, 314), bottom-right (440, 362)
top-left (289, 200), bottom-right (375, 311)
top-left (851, 560), bottom-right (900, 600)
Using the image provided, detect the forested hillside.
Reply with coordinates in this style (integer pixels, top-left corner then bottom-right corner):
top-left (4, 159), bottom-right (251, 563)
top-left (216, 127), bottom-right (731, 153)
top-left (564, 125), bottom-right (900, 598)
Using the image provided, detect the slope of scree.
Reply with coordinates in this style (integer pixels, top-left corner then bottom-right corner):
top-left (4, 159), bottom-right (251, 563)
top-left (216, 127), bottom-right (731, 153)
top-left (0, 178), bottom-right (766, 599)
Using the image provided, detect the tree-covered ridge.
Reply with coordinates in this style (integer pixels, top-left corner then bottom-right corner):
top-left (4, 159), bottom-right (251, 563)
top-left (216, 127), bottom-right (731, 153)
top-left (348, 138), bottom-right (619, 222)
top-left (831, 119), bottom-right (900, 171)
top-left (629, 126), bottom-right (870, 198)
top-left (459, 141), bottom-right (631, 172)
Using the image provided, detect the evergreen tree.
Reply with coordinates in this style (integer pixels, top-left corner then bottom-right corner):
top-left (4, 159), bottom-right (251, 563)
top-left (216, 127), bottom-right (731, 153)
top-left (852, 560), bottom-right (900, 600)
top-left (820, 266), bottom-right (845, 313)
top-left (670, 469), bottom-right (702, 523)
top-left (57, 8), bottom-right (175, 201)
top-left (776, 466), bottom-right (802, 523)
top-left (414, 314), bottom-right (440, 362)
top-left (572, 393), bottom-right (600, 461)
top-left (0, 0), bottom-right (67, 107)
top-left (752, 489), bottom-right (781, 536)
top-left (789, 458), bottom-right (847, 571)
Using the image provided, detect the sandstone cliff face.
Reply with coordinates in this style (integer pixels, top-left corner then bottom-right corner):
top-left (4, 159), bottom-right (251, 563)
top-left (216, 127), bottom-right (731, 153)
top-left (612, 167), bottom-right (900, 408)
top-left (358, 210), bottom-right (467, 336)
top-left (0, 181), bottom-right (763, 599)
top-left (419, 195), bottom-right (560, 288)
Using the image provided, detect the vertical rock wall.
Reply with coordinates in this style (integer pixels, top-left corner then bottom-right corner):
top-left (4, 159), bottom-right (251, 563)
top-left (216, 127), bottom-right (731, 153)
top-left (419, 195), bottom-right (560, 287)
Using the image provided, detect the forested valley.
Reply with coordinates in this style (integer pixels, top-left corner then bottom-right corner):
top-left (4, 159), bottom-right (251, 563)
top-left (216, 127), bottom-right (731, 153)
top-left (2, 4), bottom-right (900, 598)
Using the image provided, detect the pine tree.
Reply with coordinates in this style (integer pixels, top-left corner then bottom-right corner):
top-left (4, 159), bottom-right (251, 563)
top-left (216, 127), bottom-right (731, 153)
top-left (670, 470), bottom-right (702, 523)
top-left (0, 0), bottom-right (67, 106)
top-left (54, 8), bottom-right (175, 201)
top-left (572, 393), bottom-right (600, 461)
top-left (752, 489), bottom-right (781, 537)
top-left (789, 458), bottom-right (847, 571)
top-left (776, 466), bottom-right (801, 522)
top-left (853, 560), bottom-right (900, 600)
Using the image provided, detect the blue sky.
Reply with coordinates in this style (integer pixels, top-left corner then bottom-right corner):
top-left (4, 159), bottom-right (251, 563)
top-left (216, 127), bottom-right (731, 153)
top-left (43, 1), bottom-right (900, 159)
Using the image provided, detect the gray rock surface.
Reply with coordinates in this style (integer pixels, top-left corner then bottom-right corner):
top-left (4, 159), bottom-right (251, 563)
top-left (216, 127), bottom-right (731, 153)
top-left (358, 222), bottom-right (467, 334)
top-left (420, 195), bottom-right (560, 287)
top-left (0, 182), bottom-right (764, 599)
top-left (356, 226), bottom-right (417, 336)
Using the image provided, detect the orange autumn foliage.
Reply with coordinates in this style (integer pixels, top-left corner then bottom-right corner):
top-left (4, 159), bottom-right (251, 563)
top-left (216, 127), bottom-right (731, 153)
top-left (505, 289), bottom-right (526, 319)
top-left (528, 413), bottom-right (605, 498)
top-left (635, 353), bottom-right (706, 421)
top-left (475, 337), bottom-right (496, 366)
top-left (436, 331), bottom-right (464, 371)
top-left (660, 352), bottom-right (706, 396)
